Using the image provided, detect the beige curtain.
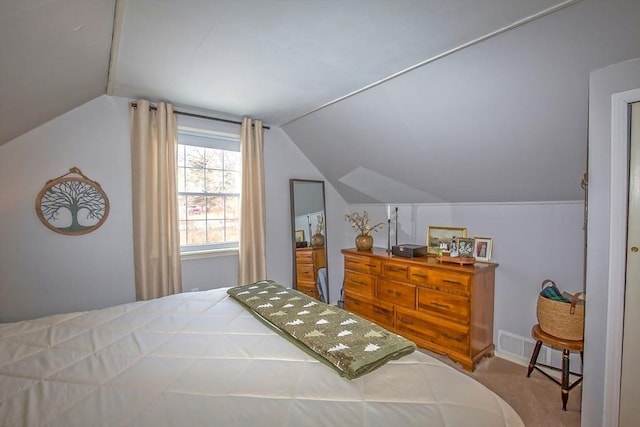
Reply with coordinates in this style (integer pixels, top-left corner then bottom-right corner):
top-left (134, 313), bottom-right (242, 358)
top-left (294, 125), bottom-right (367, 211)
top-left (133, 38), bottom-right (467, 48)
top-left (129, 100), bottom-right (182, 300)
top-left (238, 117), bottom-right (267, 284)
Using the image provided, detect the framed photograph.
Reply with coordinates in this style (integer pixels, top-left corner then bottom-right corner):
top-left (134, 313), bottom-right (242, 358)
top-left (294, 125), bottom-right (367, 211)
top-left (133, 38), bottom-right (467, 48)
top-left (295, 229), bottom-right (305, 242)
top-left (455, 237), bottom-right (475, 258)
top-left (427, 226), bottom-right (467, 255)
top-left (473, 237), bottom-right (493, 262)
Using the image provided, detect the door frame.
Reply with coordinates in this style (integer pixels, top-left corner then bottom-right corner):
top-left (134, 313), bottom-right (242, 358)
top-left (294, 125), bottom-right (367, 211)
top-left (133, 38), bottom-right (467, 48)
top-left (604, 88), bottom-right (640, 426)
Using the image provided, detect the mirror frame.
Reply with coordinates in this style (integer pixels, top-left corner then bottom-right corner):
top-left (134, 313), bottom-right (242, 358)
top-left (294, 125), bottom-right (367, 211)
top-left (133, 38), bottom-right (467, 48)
top-left (289, 179), bottom-right (328, 303)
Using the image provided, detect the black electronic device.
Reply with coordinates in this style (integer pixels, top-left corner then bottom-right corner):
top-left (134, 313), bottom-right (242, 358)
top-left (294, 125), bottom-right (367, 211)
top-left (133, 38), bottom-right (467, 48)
top-left (391, 244), bottom-right (427, 258)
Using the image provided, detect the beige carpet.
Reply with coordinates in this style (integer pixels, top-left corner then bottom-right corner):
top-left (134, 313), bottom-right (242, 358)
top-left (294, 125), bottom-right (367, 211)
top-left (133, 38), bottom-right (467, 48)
top-left (422, 351), bottom-right (581, 427)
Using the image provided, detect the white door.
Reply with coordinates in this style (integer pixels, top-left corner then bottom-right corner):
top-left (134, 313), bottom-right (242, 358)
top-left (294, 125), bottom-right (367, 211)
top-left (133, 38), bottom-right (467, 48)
top-left (619, 101), bottom-right (640, 426)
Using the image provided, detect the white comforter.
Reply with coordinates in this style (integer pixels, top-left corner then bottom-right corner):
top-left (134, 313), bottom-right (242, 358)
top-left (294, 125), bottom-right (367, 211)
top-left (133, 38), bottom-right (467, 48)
top-left (0, 288), bottom-right (524, 427)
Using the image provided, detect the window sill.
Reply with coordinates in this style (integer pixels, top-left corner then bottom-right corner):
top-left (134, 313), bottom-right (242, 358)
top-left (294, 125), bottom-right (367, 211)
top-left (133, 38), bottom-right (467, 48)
top-left (181, 248), bottom-right (239, 261)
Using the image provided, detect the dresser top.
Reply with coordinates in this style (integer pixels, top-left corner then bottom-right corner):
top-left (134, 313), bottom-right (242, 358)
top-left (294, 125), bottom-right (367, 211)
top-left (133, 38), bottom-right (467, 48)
top-left (341, 247), bottom-right (498, 272)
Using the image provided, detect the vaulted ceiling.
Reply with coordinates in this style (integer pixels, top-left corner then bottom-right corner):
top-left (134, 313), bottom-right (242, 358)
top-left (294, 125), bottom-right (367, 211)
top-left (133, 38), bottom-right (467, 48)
top-left (1, 0), bottom-right (638, 203)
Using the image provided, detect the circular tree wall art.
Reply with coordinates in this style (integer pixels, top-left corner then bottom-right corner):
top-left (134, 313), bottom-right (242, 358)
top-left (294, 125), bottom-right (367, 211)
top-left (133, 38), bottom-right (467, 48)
top-left (35, 167), bottom-right (110, 235)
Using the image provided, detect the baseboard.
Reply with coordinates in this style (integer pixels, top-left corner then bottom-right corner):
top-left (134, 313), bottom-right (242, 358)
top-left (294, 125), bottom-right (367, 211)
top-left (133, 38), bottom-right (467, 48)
top-left (494, 350), bottom-right (529, 367)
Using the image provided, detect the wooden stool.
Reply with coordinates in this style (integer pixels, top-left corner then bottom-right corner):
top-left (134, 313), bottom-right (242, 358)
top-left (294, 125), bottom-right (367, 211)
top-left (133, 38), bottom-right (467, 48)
top-left (527, 324), bottom-right (584, 411)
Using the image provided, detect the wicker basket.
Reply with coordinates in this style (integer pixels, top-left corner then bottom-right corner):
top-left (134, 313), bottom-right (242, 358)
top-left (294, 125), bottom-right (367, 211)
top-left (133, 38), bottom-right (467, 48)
top-left (536, 279), bottom-right (585, 341)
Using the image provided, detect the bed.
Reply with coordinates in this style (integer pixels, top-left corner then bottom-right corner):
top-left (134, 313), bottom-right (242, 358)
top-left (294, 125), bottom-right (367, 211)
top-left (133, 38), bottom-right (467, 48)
top-left (0, 284), bottom-right (524, 427)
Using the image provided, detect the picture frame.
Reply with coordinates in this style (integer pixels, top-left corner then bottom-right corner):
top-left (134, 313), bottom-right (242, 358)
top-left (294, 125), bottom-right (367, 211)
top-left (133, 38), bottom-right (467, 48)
top-left (35, 167), bottom-right (110, 236)
top-left (295, 229), bottom-right (305, 242)
top-left (455, 237), bottom-right (475, 258)
top-left (473, 237), bottom-right (493, 262)
top-left (426, 226), bottom-right (467, 256)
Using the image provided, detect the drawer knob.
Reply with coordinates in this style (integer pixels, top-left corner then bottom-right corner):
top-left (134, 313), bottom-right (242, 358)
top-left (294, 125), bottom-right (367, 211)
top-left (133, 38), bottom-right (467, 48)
top-left (431, 302), bottom-right (448, 309)
top-left (442, 332), bottom-right (461, 342)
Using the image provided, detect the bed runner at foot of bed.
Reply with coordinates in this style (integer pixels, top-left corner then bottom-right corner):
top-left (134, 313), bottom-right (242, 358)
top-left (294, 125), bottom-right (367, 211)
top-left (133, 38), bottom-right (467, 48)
top-left (227, 281), bottom-right (416, 379)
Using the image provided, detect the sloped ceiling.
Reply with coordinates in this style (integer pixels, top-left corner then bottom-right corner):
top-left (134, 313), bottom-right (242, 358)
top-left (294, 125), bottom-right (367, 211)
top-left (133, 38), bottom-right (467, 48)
top-left (1, 0), bottom-right (638, 204)
top-left (0, 0), bottom-right (115, 145)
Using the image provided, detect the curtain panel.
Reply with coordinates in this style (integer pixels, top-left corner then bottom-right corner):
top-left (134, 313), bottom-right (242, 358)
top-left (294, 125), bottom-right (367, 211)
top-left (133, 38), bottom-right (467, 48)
top-left (238, 117), bottom-right (267, 284)
top-left (129, 100), bottom-right (182, 300)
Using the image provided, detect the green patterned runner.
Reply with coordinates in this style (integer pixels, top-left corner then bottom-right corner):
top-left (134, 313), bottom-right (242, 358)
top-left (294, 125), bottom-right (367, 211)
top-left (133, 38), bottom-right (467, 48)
top-left (227, 281), bottom-right (416, 379)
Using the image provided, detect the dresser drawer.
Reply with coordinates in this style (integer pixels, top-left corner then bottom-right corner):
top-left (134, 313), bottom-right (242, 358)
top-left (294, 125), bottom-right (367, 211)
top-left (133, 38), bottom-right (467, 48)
top-left (408, 265), bottom-right (430, 285)
top-left (417, 288), bottom-right (469, 324)
top-left (344, 291), bottom-right (394, 329)
top-left (429, 270), bottom-right (471, 294)
top-left (296, 264), bottom-right (315, 282)
top-left (396, 308), bottom-right (470, 354)
top-left (297, 281), bottom-right (318, 298)
top-left (345, 255), bottom-right (382, 275)
top-left (344, 270), bottom-right (375, 297)
top-left (381, 260), bottom-right (409, 281)
top-left (378, 279), bottom-right (416, 309)
top-left (296, 250), bottom-right (314, 263)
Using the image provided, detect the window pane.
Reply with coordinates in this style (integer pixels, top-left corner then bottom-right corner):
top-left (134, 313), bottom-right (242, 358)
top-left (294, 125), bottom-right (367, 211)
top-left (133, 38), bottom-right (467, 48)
top-left (205, 148), bottom-right (223, 169)
top-left (206, 219), bottom-right (225, 243)
top-left (179, 220), bottom-right (187, 246)
top-left (224, 171), bottom-right (239, 192)
top-left (205, 169), bottom-right (224, 193)
top-left (185, 167), bottom-right (205, 192)
top-left (186, 196), bottom-right (204, 219)
top-left (177, 167), bottom-right (185, 192)
top-left (178, 144), bottom-right (186, 167)
top-left (178, 195), bottom-right (188, 220)
top-left (185, 146), bottom-right (205, 168)
top-left (207, 196), bottom-right (224, 219)
top-left (224, 151), bottom-right (240, 171)
top-left (187, 220), bottom-right (206, 245)
top-left (225, 196), bottom-right (239, 219)
top-left (226, 219), bottom-right (239, 242)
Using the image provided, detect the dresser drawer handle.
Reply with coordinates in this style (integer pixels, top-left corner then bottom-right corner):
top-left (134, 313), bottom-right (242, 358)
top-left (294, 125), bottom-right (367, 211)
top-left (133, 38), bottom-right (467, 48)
top-left (399, 317), bottom-right (414, 325)
top-left (443, 279), bottom-right (462, 285)
top-left (386, 266), bottom-right (403, 272)
top-left (430, 302), bottom-right (448, 309)
top-left (365, 263), bottom-right (377, 268)
top-left (372, 307), bottom-right (386, 315)
top-left (413, 273), bottom-right (427, 278)
top-left (386, 289), bottom-right (402, 297)
top-left (442, 332), bottom-right (462, 342)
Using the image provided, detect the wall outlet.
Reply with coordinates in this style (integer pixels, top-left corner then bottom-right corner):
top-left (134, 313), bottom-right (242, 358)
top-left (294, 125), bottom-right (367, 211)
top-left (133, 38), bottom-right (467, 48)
top-left (190, 288), bottom-right (200, 292)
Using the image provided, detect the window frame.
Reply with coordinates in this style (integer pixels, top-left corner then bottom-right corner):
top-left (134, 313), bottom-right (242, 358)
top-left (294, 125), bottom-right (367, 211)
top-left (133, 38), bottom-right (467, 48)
top-left (177, 125), bottom-right (241, 257)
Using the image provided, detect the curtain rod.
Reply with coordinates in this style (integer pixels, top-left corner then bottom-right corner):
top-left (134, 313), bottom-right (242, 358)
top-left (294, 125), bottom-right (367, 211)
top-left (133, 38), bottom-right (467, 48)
top-left (130, 102), bottom-right (270, 130)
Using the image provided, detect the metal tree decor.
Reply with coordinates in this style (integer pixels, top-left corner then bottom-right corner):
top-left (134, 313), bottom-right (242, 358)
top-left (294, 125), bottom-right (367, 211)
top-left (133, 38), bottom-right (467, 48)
top-left (35, 167), bottom-right (110, 235)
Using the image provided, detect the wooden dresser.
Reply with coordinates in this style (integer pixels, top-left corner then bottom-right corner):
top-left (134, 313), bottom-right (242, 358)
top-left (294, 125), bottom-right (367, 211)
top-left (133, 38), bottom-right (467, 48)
top-left (342, 247), bottom-right (497, 371)
top-left (295, 247), bottom-right (326, 299)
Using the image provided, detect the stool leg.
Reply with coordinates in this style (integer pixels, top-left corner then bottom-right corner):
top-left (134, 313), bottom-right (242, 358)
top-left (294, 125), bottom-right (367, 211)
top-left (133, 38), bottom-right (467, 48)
top-left (561, 349), bottom-right (570, 411)
top-left (527, 340), bottom-right (542, 377)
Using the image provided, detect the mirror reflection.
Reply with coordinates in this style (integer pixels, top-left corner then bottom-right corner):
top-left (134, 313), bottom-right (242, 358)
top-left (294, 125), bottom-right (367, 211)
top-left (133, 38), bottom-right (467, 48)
top-left (290, 179), bottom-right (328, 303)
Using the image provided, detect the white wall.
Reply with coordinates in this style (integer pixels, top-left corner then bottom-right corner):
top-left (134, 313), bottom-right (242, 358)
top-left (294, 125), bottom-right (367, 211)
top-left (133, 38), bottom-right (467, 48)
top-left (345, 202), bottom-right (584, 347)
top-left (0, 96), bottom-right (135, 321)
top-left (584, 58), bottom-right (640, 427)
top-left (0, 95), bottom-right (349, 321)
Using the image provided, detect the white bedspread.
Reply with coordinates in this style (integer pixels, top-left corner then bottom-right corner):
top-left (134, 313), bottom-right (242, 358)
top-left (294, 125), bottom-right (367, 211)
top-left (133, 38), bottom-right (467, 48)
top-left (0, 288), bottom-right (524, 427)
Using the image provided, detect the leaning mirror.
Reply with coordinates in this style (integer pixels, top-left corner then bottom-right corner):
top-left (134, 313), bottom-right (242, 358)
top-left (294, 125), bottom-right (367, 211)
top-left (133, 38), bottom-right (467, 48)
top-left (290, 179), bottom-right (328, 303)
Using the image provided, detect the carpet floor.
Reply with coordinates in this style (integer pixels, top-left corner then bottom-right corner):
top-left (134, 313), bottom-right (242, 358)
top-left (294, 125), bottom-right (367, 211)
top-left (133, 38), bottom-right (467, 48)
top-left (422, 351), bottom-right (581, 427)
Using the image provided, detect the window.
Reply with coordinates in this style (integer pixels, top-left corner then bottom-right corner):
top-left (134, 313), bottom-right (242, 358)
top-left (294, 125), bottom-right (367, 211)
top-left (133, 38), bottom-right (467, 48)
top-left (177, 127), bottom-right (240, 253)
